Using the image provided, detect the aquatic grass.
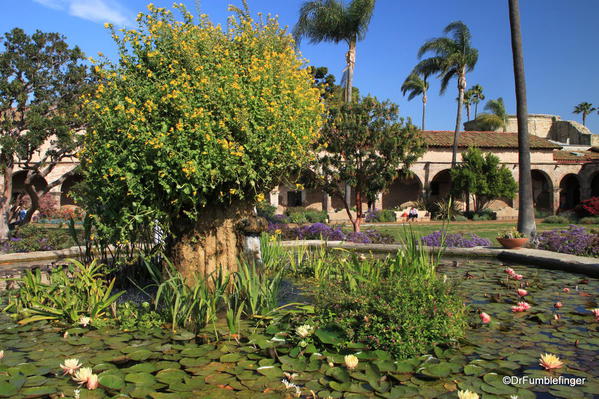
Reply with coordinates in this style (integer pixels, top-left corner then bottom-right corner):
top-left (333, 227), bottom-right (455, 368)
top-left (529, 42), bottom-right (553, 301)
top-left (233, 259), bottom-right (283, 318)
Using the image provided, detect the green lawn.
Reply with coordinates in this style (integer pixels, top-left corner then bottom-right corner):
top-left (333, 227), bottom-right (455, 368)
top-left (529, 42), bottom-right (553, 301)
top-left (364, 220), bottom-right (574, 242)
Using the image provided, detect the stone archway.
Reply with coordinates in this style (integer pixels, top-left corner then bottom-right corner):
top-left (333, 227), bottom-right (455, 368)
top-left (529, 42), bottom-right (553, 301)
top-left (11, 171), bottom-right (48, 203)
top-left (60, 174), bottom-right (84, 206)
top-left (592, 173), bottom-right (599, 198)
top-left (382, 175), bottom-right (423, 210)
top-left (531, 170), bottom-right (553, 214)
top-left (429, 169), bottom-right (452, 202)
top-left (559, 174), bottom-right (580, 211)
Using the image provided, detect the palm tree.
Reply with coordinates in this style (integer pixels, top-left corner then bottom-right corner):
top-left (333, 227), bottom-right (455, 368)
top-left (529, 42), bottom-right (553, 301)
top-left (293, 0), bottom-right (376, 104)
top-left (508, 0), bottom-right (535, 236)
top-left (415, 21), bottom-right (478, 167)
top-left (401, 71), bottom-right (429, 130)
top-left (462, 89), bottom-right (473, 121)
top-left (573, 102), bottom-right (596, 126)
top-left (470, 84), bottom-right (485, 118)
top-left (484, 97), bottom-right (508, 131)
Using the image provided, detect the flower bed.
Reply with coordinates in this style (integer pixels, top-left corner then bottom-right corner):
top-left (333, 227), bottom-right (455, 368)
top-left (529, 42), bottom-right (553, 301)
top-left (421, 231), bottom-right (491, 248)
top-left (268, 222), bottom-right (394, 244)
top-left (535, 225), bottom-right (599, 257)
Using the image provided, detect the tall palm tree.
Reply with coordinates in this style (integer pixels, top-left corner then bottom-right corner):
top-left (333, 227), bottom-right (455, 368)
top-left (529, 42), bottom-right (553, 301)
top-left (484, 97), bottom-right (508, 131)
top-left (462, 89), bottom-right (473, 121)
top-left (401, 71), bottom-right (429, 130)
top-left (508, 0), bottom-right (535, 236)
top-left (470, 84), bottom-right (485, 118)
top-left (293, 0), bottom-right (376, 104)
top-left (415, 21), bottom-right (478, 167)
top-left (573, 102), bottom-right (596, 126)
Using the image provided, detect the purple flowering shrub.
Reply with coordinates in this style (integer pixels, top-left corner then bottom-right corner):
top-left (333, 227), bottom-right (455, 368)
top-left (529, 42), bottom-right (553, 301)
top-left (421, 231), bottom-right (491, 248)
top-left (535, 225), bottom-right (599, 257)
top-left (268, 222), bottom-right (394, 244)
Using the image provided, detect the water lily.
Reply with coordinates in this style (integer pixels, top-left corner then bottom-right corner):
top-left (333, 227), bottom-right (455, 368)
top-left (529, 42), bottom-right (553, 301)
top-left (539, 353), bottom-right (564, 371)
top-left (513, 273), bottom-right (523, 280)
top-left (511, 305), bottom-right (526, 313)
top-left (591, 308), bottom-right (599, 318)
top-left (517, 301), bottom-right (531, 310)
top-left (457, 390), bottom-right (479, 399)
top-left (516, 289), bottom-right (528, 297)
top-left (72, 367), bottom-right (93, 385)
top-left (281, 379), bottom-right (301, 397)
top-left (554, 302), bottom-right (563, 309)
top-left (479, 312), bottom-right (491, 324)
top-left (60, 358), bottom-right (82, 375)
top-left (554, 314), bottom-right (561, 321)
top-left (86, 374), bottom-right (99, 390)
top-left (344, 354), bottom-right (359, 370)
top-left (563, 287), bottom-right (570, 293)
top-left (295, 324), bottom-right (314, 338)
top-left (504, 267), bottom-right (515, 275)
top-left (283, 372), bottom-right (298, 381)
top-left (79, 316), bottom-right (91, 327)
top-left (0, 350), bottom-right (3, 360)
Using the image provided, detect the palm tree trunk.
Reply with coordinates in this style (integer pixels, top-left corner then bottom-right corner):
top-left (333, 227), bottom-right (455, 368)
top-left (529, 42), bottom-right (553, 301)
top-left (421, 93), bottom-right (427, 130)
top-left (466, 104), bottom-right (471, 121)
top-left (582, 113), bottom-right (586, 126)
top-left (344, 38), bottom-right (356, 103)
top-left (452, 72), bottom-right (466, 167)
top-left (509, 0), bottom-right (536, 237)
top-left (474, 102), bottom-right (479, 119)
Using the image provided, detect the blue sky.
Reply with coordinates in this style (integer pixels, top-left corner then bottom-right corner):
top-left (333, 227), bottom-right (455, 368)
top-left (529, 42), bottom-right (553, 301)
top-left (3, 0), bottom-right (599, 134)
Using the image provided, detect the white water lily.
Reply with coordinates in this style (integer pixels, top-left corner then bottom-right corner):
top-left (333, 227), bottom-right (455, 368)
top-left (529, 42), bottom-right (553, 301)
top-left (0, 350), bottom-right (4, 360)
top-left (510, 395), bottom-right (519, 399)
top-left (295, 324), bottom-right (314, 338)
top-left (74, 389), bottom-right (80, 399)
top-left (344, 354), bottom-right (359, 370)
top-left (72, 367), bottom-right (93, 385)
top-left (60, 358), bottom-right (82, 375)
top-left (283, 372), bottom-right (298, 381)
top-left (79, 316), bottom-right (91, 327)
top-left (457, 390), bottom-right (479, 399)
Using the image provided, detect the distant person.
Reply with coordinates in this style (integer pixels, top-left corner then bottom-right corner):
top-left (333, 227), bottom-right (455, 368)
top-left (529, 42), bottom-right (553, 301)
top-left (408, 207), bottom-right (418, 222)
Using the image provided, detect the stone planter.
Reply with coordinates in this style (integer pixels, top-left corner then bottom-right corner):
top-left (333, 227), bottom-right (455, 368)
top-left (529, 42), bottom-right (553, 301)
top-left (497, 237), bottom-right (529, 250)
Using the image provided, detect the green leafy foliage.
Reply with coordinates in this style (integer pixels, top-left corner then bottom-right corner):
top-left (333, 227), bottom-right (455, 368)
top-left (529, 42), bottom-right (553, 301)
top-left (451, 147), bottom-right (517, 212)
top-left (543, 215), bottom-right (572, 224)
top-left (0, 28), bottom-right (91, 233)
top-left (78, 4), bottom-right (323, 245)
top-left (286, 207), bottom-right (327, 224)
top-left (2, 224), bottom-right (75, 253)
top-left (304, 95), bottom-right (424, 231)
top-left (4, 259), bottom-right (123, 324)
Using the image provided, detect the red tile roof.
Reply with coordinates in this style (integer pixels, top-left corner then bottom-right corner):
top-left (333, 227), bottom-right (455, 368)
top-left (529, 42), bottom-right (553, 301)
top-left (421, 131), bottom-right (560, 150)
top-left (554, 150), bottom-right (599, 163)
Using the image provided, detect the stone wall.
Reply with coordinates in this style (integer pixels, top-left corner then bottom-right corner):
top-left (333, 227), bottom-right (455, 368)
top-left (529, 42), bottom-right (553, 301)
top-left (504, 114), bottom-right (557, 138)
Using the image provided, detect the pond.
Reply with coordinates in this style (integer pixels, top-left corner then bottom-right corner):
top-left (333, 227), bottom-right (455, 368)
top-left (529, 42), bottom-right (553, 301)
top-left (0, 258), bottom-right (597, 398)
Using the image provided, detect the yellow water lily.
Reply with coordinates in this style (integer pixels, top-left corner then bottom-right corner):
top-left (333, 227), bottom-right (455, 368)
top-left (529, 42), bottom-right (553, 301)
top-left (457, 390), bottom-right (479, 399)
top-left (344, 354), bottom-right (359, 370)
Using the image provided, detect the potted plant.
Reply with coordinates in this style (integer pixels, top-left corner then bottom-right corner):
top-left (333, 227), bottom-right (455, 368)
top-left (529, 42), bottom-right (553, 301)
top-left (497, 229), bottom-right (528, 249)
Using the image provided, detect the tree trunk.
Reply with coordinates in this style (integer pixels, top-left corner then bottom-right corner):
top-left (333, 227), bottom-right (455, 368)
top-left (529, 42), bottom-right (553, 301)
top-left (168, 200), bottom-right (256, 284)
top-left (23, 172), bottom-right (41, 224)
top-left (474, 102), bottom-right (479, 119)
top-left (0, 160), bottom-right (14, 240)
top-left (466, 104), bottom-right (471, 121)
top-left (509, 0), bottom-right (536, 236)
top-left (452, 72), bottom-right (466, 167)
top-left (354, 188), bottom-right (363, 233)
top-left (344, 38), bottom-right (356, 104)
top-left (582, 114), bottom-right (586, 126)
top-left (422, 93), bottom-right (427, 131)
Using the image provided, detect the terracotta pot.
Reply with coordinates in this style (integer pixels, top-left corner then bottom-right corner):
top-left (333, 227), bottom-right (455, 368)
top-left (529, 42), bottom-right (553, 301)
top-left (497, 237), bottom-right (529, 250)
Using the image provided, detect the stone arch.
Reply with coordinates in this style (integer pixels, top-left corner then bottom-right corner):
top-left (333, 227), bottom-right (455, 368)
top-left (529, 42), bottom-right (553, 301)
top-left (60, 174), bottom-right (84, 206)
top-left (382, 175), bottom-right (423, 210)
top-left (591, 172), bottom-right (599, 198)
top-left (559, 174), bottom-right (580, 211)
top-left (429, 169), bottom-right (452, 202)
top-left (11, 171), bottom-right (47, 203)
top-left (531, 169), bottom-right (553, 213)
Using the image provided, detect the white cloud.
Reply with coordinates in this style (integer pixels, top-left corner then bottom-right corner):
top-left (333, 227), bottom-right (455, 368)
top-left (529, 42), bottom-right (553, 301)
top-left (33, 0), bottom-right (133, 26)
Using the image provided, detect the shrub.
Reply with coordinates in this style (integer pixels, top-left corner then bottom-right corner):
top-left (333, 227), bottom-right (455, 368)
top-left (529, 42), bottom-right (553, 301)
top-left (421, 231), bottom-right (491, 248)
top-left (575, 197), bottom-right (599, 217)
top-left (315, 277), bottom-right (466, 359)
top-left (543, 215), bottom-right (571, 224)
top-left (453, 215), bottom-right (468, 222)
top-left (535, 225), bottom-right (599, 257)
top-left (365, 209), bottom-right (397, 222)
top-left (535, 209), bottom-right (551, 219)
top-left (467, 209), bottom-right (496, 221)
top-left (256, 202), bottom-right (277, 221)
top-left (286, 208), bottom-right (327, 224)
top-left (579, 216), bottom-right (599, 225)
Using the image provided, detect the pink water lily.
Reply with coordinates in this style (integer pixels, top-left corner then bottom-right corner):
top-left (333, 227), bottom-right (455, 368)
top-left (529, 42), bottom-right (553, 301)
top-left (511, 302), bottom-right (530, 313)
top-left (480, 312), bottom-right (491, 324)
top-left (512, 274), bottom-right (523, 280)
top-left (563, 287), bottom-right (570, 293)
top-left (554, 302), bottom-right (563, 309)
top-left (86, 374), bottom-right (99, 390)
top-left (504, 267), bottom-right (515, 275)
top-left (516, 289), bottom-right (528, 297)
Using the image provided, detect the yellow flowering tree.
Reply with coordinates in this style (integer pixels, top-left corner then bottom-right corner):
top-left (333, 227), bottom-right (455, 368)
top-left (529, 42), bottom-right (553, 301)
top-left (79, 4), bottom-right (323, 278)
